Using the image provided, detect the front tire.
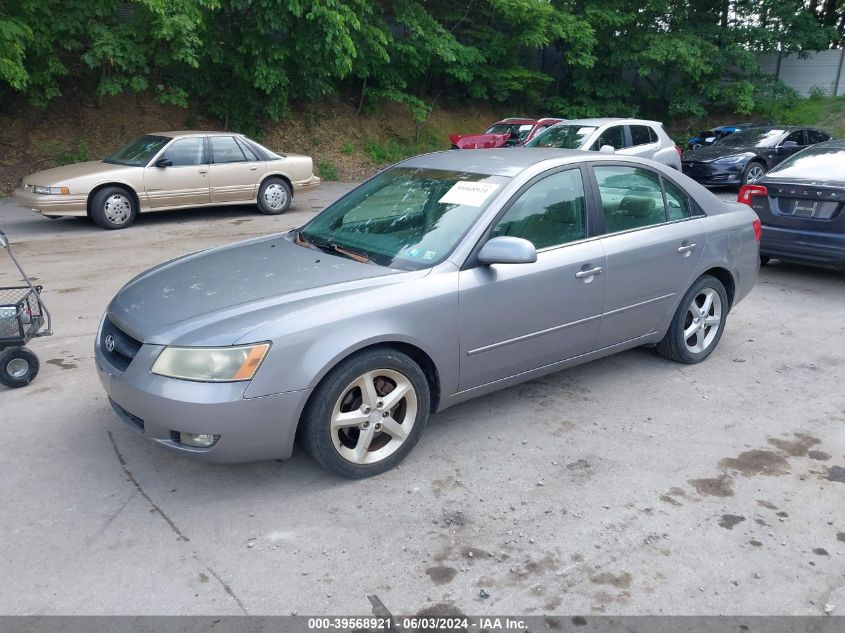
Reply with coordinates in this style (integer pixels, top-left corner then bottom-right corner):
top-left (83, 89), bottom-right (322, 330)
top-left (299, 347), bottom-right (431, 478)
top-left (655, 275), bottom-right (729, 364)
top-left (257, 178), bottom-right (292, 215)
top-left (90, 186), bottom-right (138, 230)
top-left (742, 161), bottom-right (766, 185)
top-left (0, 347), bottom-right (40, 388)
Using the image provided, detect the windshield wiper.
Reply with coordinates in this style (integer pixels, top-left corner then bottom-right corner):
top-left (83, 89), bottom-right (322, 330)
top-left (294, 230), bottom-right (371, 264)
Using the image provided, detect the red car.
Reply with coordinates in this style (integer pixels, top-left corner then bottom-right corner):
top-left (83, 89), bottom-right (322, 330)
top-left (449, 117), bottom-right (564, 150)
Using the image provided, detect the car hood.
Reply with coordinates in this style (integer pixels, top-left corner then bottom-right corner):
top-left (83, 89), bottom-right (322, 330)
top-left (108, 233), bottom-right (404, 346)
top-left (24, 161), bottom-right (132, 185)
top-left (449, 133), bottom-right (513, 150)
top-left (683, 145), bottom-right (755, 162)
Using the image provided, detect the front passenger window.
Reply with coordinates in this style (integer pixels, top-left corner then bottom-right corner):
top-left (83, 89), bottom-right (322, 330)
top-left (163, 138), bottom-right (205, 166)
top-left (594, 165), bottom-right (667, 233)
top-left (592, 126), bottom-right (626, 150)
top-left (492, 169), bottom-right (587, 250)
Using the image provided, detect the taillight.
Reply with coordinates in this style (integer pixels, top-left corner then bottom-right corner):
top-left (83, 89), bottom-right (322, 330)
top-left (752, 218), bottom-right (762, 242)
top-left (738, 184), bottom-right (767, 206)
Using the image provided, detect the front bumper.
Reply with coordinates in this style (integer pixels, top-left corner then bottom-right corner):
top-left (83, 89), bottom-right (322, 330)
top-left (761, 225), bottom-right (845, 269)
top-left (95, 332), bottom-right (312, 463)
top-left (681, 162), bottom-right (744, 186)
top-left (13, 188), bottom-right (88, 216)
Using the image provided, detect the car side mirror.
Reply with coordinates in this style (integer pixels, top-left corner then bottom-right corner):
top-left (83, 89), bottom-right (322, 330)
top-left (599, 145), bottom-right (616, 154)
top-left (781, 141), bottom-right (798, 148)
top-left (478, 236), bottom-right (537, 265)
top-left (155, 158), bottom-right (173, 168)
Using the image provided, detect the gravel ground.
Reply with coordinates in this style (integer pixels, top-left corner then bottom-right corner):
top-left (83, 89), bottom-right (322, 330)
top-left (0, 186), bottom-right (843, 617)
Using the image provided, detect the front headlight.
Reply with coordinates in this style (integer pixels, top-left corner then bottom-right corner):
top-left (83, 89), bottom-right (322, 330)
top-left (712, 155), bottom-right (745, 164)
top-left (151, 343), bottom-right (270, 382)
top-left (33, 186), bottom-right (70, 195)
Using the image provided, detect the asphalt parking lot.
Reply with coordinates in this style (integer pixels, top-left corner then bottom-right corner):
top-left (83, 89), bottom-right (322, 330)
top-left (0, 186), bottom-right (843, 617)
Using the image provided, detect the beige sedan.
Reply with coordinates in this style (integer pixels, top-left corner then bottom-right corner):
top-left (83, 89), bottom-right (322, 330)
top-left (14, 131), bottom-right (320, 229)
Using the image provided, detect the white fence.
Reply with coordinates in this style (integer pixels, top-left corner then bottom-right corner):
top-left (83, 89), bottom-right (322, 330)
top-left (757, 49), bottom-right (845, 97)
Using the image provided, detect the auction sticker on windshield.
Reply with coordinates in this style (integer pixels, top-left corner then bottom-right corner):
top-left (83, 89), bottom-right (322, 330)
top-left (439, 181), bottom-right (500, 207)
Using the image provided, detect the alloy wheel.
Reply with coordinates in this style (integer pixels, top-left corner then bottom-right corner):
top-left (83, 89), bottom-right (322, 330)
top-left (746, 164), bottom-right (765, 183)
top-left (683, 288), bottom-right (722, 354)
top-left (331, 369), bottom-right (418, 465)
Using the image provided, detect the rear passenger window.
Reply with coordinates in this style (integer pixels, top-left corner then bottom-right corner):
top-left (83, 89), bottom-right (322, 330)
top-left (663, 178), bottom-right (694, 220)
top-left (211, 136), bottom-right (247, 163)
top-left (492, 169), bottom-right (587, 250)
top-left (236, 138), bottom-right (259, 161)
top-left (649, 127), bottom-right (659, 143)
top-left (594, 166), bottom-right (667, 233)
top-left (806, 130), bottom-right (828, 144)
top-left (630, 126), bottom-right (654, 146)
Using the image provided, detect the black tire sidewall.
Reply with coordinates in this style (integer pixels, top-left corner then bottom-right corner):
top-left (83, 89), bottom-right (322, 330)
top-left (90, 186), bottom-right (138, 230)
top-left (668, 275), bottom-right (729, 364)
top-left (0, 346), bottom-right (40, 388)
top-left (257, 178), bottom-right (292, 215)
top-left (301, 348), bottom-right (431, 478)
top-left (742, 161), bottom-right (766, 185)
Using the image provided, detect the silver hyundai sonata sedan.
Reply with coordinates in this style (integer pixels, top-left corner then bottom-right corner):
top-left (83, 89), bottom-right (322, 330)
top-left (96, 149), bottom-right (760, 478)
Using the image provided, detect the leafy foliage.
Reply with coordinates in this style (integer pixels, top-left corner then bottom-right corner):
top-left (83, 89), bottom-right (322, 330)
top-left (0, 0), bottom-right (841, 126)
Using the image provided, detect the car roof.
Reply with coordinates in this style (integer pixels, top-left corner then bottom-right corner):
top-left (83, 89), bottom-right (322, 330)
top-left (399, 148), bottom-right (593, 177)
top-left (146, 130), bottom-right (242, 138)
top-left (551, 118), bottom-right (663, 127)
top-left (495, 118), bottom-right (539, 125)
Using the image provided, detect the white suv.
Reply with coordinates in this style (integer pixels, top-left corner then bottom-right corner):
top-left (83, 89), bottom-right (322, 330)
top-left (525, 118), bottom-right (682, 170)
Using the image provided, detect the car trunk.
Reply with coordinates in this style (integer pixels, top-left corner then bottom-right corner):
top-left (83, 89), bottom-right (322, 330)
top-left (750, 180), bottom-right (845, 234)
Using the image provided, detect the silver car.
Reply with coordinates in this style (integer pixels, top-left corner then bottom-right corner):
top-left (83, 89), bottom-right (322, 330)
top-left (526, 118), bottom-right (682, 170)
top-left (96, 149), bottom-right (759, 478)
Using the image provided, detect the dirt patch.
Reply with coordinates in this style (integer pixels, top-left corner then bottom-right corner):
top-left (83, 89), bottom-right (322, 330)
top-left (590, 571), bottom-right (633, 589)
top-left (425, 566), bottom-right (457, 585)
top-left (46, 358), bottom-right (77, 370)
top-left (659, 495), bottom-right (682, 506)
top-left (808, 450), bottom-right (831, 461)
top-left (757, 500), bottom-right (778, 510)
top-left (441, 509), bottom-right (466, 527)
top-left (718, 450), bottom-right (790, 477)
top-left (719, 514), bottom-right (746, 530)
top-left (767, 432), bottom-right (820, 457)
top-left (812, 548), bottom-right (829, 556)
top-left (749, 540), bottom-right (763, 547)
top-left (688, 474), bottom-right (734, 497)
top-left (837, 532), bottom-right (845, 543)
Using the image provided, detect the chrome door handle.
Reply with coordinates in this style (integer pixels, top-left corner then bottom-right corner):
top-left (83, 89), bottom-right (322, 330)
top-left (677, 243), bottom-right (697, 253)
top-left (198, 169), bottom-right (208, 174)
top-left (249, 166), bottom-right (258, 171)
top-left (575, 267), bottom-right (603, 279)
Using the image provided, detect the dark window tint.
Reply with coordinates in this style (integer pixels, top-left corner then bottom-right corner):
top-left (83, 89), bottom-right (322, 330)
top-left (211, 136), bottom-right (247, 163)
top-left (663, 178), bottom-right (694, 221)
top-left (592, 126), bottom-right (627, 150)
top-left (594, 165), bottom-right (667, 233)
top-left (782, 130), bottom-right (806, 146)
top-left (806, 130), bottom-right (829, 144)
top-left (630, 125), bottom-right (654, 146)
top-left (492, 169), bottom-right (587, 249)
top-left (769, 144), bottom-right (845, 180)
top-left (649, 127), bottom-right (659, 143)
top-left (163, 137), bottom-right (205, 166)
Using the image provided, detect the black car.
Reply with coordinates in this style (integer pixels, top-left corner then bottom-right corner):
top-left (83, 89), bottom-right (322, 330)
top-left (682, 126), bottom-right (831, 187)
top-left (738, 140), bottom-right (845, 270)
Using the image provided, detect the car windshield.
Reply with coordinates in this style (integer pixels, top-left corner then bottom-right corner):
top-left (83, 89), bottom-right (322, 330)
top-left (768, 144), bottom-right (845, 181)
top-left (298, 167), bottom-right (510, 271)
top-left (714, 128), bottom-right (786, 148)
top-left (483, 123), bottom-right (534, 139)
top-left (104, 135), bottom-right (171, 166)
top-left (525, 125), bottom-right (596, 149)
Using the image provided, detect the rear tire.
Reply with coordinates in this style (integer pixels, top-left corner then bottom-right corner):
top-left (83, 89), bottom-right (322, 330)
top-left (760, 255), bottom-right (770, 266)
top-left (257, 178), bottom-right (292, 215)
top-left (90, 186), bottom-right (138, 230)
top-left (0, 346), bottom-right (40, 388)
top-left (299, 347), bottom-right (431, 478)
top-left (655, 275), bottom-right (729, 364)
